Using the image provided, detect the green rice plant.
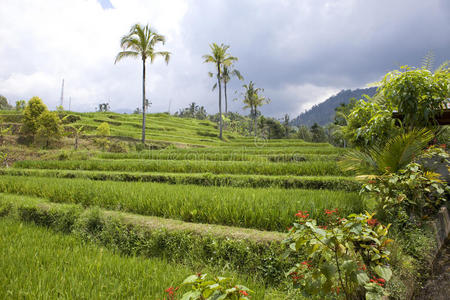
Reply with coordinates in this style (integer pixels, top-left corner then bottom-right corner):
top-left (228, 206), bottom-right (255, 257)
top-left (14, 159), bottom-right (348, 176)
top-left (0, 168), bottom-right (361, 191)
top-left (0, 176), bottom-right (363, 231)
top-left (0, 193), bottom-right (291, 285)
top-left (97, 151), bottom-right (339, 162)
top-left (0, 217), bottom-right (273, 299)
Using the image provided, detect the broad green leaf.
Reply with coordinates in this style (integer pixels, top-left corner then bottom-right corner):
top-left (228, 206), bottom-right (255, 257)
top-left (374, 265), bottom-right (392, 281)
top-left (182, 275), bottom-right (199, 285)
top-left (356, 272), bottom-right (370, 285)
top-left (320, 262), bottom-right (337, 279)
top-left (181, 290), bottom-right (202, 300)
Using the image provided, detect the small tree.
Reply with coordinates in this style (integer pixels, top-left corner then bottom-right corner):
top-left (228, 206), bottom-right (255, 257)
top-left (0, 95), bottom-right (12, 110)
top-left (96, 122), bottom-right (110, 151)
top-left (311, 123), bottom-right (327, 143)
top-left (36, 111), bottom-right (62, 148)
top-left (297, 125), bottom-right (313, 142)
top-left (21, 96), bottom-right (48, 142)
top-left (0, 122), bottom-right (11, 145)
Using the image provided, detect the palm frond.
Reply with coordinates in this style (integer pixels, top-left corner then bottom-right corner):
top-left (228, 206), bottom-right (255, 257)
top-left (377, 128), bottom-right (434, 172)
top-left (114, 51), bottom-right (139, 64)
top-left (339, 128), bottom-right (434, 175)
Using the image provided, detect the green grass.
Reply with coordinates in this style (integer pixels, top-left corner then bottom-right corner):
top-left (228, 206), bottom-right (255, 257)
top-left (0, 168), bottom-right (360, 191)
top-left (0, 176), bottom-right (363, 231)
top-left (14, 159), bottom-right (348, 176)
top-left (0, 217), bottom-right (274, 299)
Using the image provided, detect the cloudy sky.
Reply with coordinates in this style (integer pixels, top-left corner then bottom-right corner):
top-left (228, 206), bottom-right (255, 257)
top-left (0, 0), bottom-right (449, 118)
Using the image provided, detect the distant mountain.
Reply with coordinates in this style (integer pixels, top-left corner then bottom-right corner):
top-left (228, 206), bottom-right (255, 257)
top-left (291, 87), bottom-right (377, 127)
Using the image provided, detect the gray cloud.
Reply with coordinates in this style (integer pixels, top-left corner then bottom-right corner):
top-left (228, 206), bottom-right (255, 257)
top-left (0, 0), bottom-right (448, 118)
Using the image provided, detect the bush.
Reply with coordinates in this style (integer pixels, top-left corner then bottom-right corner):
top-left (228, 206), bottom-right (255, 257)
top-left (109, 141), bottom-right (128, 153)
top-left (36, 111), bottom-right (62, 148)
top-left (361, 162), bottom-right (449, 226)
top-left (96, 122), bottom-right (110, 136)
top-left (62, 114), bottom-right (81, 124)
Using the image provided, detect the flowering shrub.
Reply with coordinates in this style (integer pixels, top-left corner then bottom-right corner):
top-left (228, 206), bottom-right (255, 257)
top-left (165, 273), bottom-right (253, 300)
top-left (362, 162), bottom-right (449, 224)
top-left (284, 210), bottom-right (393, 300)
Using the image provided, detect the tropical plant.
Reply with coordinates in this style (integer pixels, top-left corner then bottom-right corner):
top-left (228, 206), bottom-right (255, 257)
top-left (377, 64), bottom-right (449, 129)
top-left (339, 129), bottom-right (435, 176)
top-left (284, 210), bottom-right (393, 300)
top-left (115, 23), bottom-right (170, 143)
top-left (361, 162), bottom-right (449, 225)
top-left (203, 43), bottom-right (238, 139)
top-left (242, 81), bottom-right (270, 136)
top-left (343, 96), bottom-right (399, 148)
top-left (167, 273), bottom-right (253, 299)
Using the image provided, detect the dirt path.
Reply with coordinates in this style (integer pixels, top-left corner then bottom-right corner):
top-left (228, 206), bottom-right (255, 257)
top-left (414, 238), bottom-right (450, 300)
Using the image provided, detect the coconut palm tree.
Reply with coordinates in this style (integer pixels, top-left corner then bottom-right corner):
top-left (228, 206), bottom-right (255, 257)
top-left (209, 65), bottom-right (243, 116)
top-left (203, 43), bottom-right (237, 139)
top-left (242, 81), bottom-right (270, 136)
top-left (222, 65), bottom-right (243, 115)
top-left (115, 23), bottom-right (170, 143)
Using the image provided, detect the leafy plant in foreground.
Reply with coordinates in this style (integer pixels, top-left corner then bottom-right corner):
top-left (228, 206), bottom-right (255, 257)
top-left (284, 210), bottom-right (393, 299)
top-left (361, 162), bottom-right (449, 225)
top-left (166, 273), bottom-right (252, 300)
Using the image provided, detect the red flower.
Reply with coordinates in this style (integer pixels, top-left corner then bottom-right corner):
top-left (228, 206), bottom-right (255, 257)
top-left (370, 277), bottom-right (385, 287)
top-left (367, 218), bottom-right (378, 226)
top-left (164, 286), bottom-right (178, 297)
top-left (287, 226), bottom-right (293, 231)
top-left (324, 208), bottom-right (338, 216)
top-left (318, 225), bottom-right (328, 230)
top-left (239, 290), bottom-right (249, 296)
top-left (368, 179), bottom-right (376, 184)
top-left (295, 210), bottom-right (309, 219)
top-left (196, 272), bottom-right (202, 277)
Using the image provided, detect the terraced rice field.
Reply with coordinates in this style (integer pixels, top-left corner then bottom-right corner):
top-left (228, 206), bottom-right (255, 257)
top-left (0, 112), bottom-right (363, 298)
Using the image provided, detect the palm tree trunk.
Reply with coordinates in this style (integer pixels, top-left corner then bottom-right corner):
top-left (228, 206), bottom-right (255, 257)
top-left (142, 59), bottom-right (146, 144)
top-left (217, 65), bottom-right (223, 140)
top-left (224, 81), bottom-right (228, 115)
top-left (253, 106), bottom-right (257, 137)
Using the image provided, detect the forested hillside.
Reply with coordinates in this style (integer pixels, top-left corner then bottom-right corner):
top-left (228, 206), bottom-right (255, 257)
top-left (291, 87), bottom-right (377, 126)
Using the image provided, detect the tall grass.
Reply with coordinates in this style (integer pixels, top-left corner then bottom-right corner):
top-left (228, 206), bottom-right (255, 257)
top-left (14, 159), bottom-right (348, 176)
top-left (0, 218), bottom-right (271, 299)
top-left (0, 176), bottom-right (363, 231)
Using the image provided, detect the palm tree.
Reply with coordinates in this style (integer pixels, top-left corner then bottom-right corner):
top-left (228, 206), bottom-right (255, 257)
top-left (203, 43), bottom-right (237, 139)
top-left (115, 24), bottom-right (170, 143)
top-left (222, 66), bottom-right (243, 115)
top-left (242, 81), bottom-right (270, 136)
